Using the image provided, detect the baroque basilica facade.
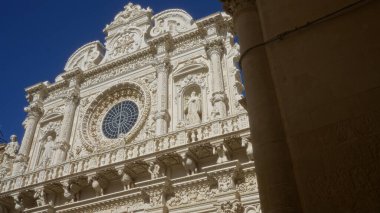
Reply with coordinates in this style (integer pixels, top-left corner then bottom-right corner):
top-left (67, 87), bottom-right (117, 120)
top-left (0, 3), bottom-right (259, 213)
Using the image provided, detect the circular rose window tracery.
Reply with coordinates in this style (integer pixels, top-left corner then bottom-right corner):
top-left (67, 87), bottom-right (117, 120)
top-left (81, 82), bottom-right (150, 151)
top-left (102, 101), bottom-right (139, 139)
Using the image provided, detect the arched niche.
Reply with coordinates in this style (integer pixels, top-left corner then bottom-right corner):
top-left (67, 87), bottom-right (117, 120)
top-left (29, 113), bottom-right (63, 171)
top-left (35, 131), bottom-right (57, 168)
top-left (172, 61), bottom-right (209, 129)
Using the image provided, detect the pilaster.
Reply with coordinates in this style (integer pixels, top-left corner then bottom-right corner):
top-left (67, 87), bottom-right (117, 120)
top-left (206, 39), bottom-right (227, 118)
top-left (54, 68), bottom-right (82, 165)
top-left (153, 57), bottom-right (172, 135)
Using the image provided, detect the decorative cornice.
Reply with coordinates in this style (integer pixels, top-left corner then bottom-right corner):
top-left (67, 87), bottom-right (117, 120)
top-left (25, 82), bottom-right (47, 95)
top-left (195, 12), bottom-right (224, 28)
top-left (62, 67), bottom-right (83, 80)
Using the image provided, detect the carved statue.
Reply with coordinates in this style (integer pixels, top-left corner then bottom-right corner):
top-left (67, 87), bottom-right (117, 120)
top-left (242, 137), bottom-right (254, 161)
top-left (34, 188), bottom-right (47, 206)
top-left (39, 135), bottom-right (56, 167)
top-left (13, 195), bottom-right (24, 212)
top-left (89, 176), bottom-right (107, 197)
top-left (90, 178), bottom-right (103, 196)
top-left (148, 162), bottom-right (161, 179)
top-left (181, 153), bottom-right (198, 175)
top-left (118, 169), bottom-right (134, 190)
top-left (213, 144), bottom-right (230, 164)
top-left (63, 182), bottom-right (81, 203)
top-left (184, 91), bottom-right (202, 124)
top-left (4, 135), bottom-right (19, 158)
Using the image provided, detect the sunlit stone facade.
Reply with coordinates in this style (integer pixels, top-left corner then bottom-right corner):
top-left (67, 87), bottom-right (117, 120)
top-left (0, 3), bottom-right (259, 213)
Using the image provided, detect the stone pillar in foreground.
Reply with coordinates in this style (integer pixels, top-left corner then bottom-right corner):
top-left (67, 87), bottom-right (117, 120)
top-left (54, 69), bottom-right (81, 165)
top-left (206, 40), bottom-right (227, 118)
top-left (221, 0), bottom-right (302, 212)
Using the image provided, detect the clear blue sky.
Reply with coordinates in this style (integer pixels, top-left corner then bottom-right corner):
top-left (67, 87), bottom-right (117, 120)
top-left (0, 1), bottom-right (223, 142)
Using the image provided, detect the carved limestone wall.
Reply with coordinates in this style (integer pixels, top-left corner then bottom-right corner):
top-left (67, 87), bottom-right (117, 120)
top-left (0, 3), bottom-right (254, 213)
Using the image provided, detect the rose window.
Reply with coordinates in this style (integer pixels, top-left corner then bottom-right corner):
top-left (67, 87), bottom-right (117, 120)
top-left (80, 82), bottom-right (151, 151)
top-left (102, 101), bottom-right (139, 139)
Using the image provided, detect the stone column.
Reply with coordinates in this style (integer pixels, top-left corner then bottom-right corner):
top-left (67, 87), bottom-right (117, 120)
top-left (221, 0), bottom-right (302, 212)
top-left (54, 69), bottom-right (81, 164)
top-left (154, 58), bottom-right (171, 135)
top-left (12, 84), bottom-right (46, 176)
top-left (18, 103), bottom-right (43, 157)
top-left (206, 40), bottom-right (227, 118)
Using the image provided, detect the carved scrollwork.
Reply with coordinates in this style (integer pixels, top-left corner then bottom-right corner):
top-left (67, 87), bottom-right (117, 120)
top-left (150, 9), bottom-right (196, 37)
top-left (64, 41), bottom-right (105, 71)
top-left (105, 28), bottom-right (143, 61)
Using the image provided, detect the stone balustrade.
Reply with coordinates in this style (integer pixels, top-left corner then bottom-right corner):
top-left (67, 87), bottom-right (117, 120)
top-left (0, 113), bottom-right (249, 194)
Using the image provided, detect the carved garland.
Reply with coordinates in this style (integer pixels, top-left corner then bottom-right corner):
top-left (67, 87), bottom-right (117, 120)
top-left (80, 82), bottom-right (151, 151)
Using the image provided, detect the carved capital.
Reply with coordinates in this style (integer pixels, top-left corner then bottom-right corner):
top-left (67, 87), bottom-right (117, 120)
top-left (154, 57), bottom-right (172, 74)
top-left (211, 91), bottom-right (227, 104)
top-left (148, 33), bottom-right (174, 54)
top-left (206, 39), bottom-right (224, 57)
top-left (154, 110), bottom-right (170, 122)
top-left (24, 102), bottom-right (44, 119)
top-left (55, 141), bottom-right (70, 152)
top-left (64, 88), bottom-right (80, 105)
top-left (221, 0), bottom-right (256, 17)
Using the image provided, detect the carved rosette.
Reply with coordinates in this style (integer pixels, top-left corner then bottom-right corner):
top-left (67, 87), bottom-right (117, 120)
top-left (80, 82), bottom-right (151, 151)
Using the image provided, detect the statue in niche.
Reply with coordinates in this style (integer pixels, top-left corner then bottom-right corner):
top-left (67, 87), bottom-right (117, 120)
top-left (184, 91), bottom-right (202, 124)
top-left (4, 135), bottom-right (19, 158)
top-left (39, 135), bottom-right (56, 168)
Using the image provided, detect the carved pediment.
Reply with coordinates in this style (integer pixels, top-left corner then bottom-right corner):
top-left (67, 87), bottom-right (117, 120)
top-left (64, 41), bottom-right (105, 72)
top-left (103, 28), bottom-right (144, 61)
top-left (40, 112), bottom-right (63, 124)
top-left (104, 3), bottom-right (152, 33)
top-left (150, 9), bottom-right (197, 37)
top-left (102, 3), bottom-right (153, 62)
top-left (173, 58), bottom-right (208, 79)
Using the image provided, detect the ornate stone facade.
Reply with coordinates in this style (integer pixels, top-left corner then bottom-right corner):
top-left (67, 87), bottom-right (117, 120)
top-left (0, 3), bottom-right (259, 213)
